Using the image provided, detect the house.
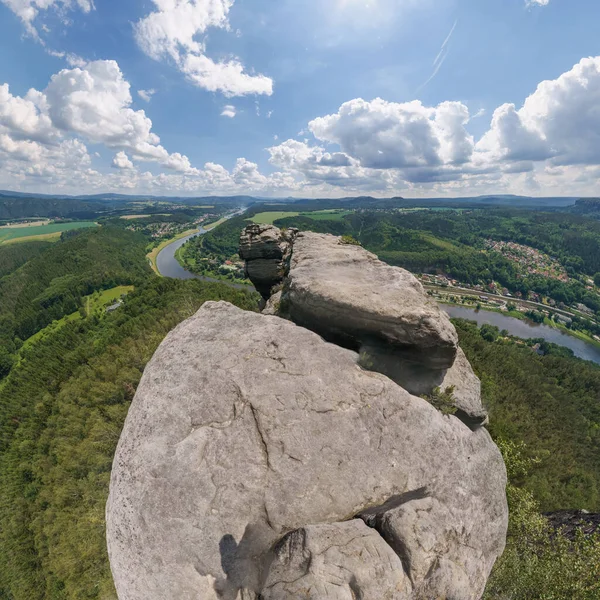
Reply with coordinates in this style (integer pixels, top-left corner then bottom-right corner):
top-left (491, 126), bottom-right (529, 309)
top-left (106, 300), bottom-right (123, 313)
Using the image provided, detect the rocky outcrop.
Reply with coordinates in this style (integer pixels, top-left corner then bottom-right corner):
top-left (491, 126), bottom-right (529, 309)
top-left (240, 226), bottom-right (487, 426)
top-left (107, 302), bottom-right (508, 600)
top-left (285, 232), bottom-right (458, 369)
top-left (239, 224), bottom-right (297, 299)
top-left (544, 510), bottom-right (600, 540)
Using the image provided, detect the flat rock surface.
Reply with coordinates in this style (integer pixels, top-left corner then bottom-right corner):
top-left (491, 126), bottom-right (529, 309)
top-left (285, 233), bottom-right (458, 368)
top-left (107, 302), bottom-right (507, 600)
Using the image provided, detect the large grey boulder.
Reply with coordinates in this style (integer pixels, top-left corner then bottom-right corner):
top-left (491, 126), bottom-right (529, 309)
top-left (239, 224), bottom-right (297, 299)
top-left (359, 345), bottom-right (488, 427)
top-left (107, 301), bottom-right (508, 600)
top-left (284, 232), bottom-right (458, 369)
top-left (262, 520), bottom-right (411, 599)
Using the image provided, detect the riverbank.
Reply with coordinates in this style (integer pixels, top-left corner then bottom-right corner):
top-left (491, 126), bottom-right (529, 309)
top-left (438, 298), bottom-right (600, 350)
top-left (443, 304), bottom-right (600, 364)
top-left (146, 228), bottom-right (200, 275)
top-left (173, 244), bottom-right (250, 286)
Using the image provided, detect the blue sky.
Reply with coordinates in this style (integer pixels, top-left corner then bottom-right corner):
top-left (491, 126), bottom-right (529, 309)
top-left (1, 0), bottom-right (600, 197)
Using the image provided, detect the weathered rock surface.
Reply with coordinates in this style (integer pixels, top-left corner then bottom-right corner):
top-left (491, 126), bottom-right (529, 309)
top-left (360, 345), bottom-right (487, 427)
top-left (262, 520), bottom-right (411, 599)
top-left (239, 224), bottom-right (297, 299)
top-left (284, 232), bottom-right (458, 369)
top-left (107, 301), bottom-right (508, 600)
top-left (239, 226), bottom-right (487, 426)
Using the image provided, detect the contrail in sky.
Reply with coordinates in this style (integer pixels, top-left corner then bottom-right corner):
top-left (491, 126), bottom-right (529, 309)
top-left (433, 19), bottom-right (458, 67)
top-left (418, 19), bottom-right (458, 92)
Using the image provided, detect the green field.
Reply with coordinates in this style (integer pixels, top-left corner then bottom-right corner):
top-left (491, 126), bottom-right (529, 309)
top-left (0, 221), bottom-right (98, 244)
top-left (251, 211), bottom-right (300, 224)
top-left (251, 210), bottom-right (353, 225)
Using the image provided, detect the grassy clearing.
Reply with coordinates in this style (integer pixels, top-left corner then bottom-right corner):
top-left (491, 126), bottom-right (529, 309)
top-left (0, 221), bottom-right (98, 245)
top-left (251, 209), bottom-right (354, 225)
top-left (304, 210), bottom-right (353, 221)
top-left (3, 232), bottom-right (63, 244)
top-left (146, 228), bottom-right (200, 275)
top-left (22, 285), bottom-right (135, 349)
top-left (421, 234), bottom-right (460, 251)
top-left (204, 216), bottom-right (231, 230)
top-left (251, 211), bottom-right (300, 224)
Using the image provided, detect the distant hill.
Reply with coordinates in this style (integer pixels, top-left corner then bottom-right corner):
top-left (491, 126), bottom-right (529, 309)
top-left (569, 198), bottom-right (600, 218)
top-left (0, 189), bottom-right (583, 219)
top-left (0, 196), bottom-right (105, 220)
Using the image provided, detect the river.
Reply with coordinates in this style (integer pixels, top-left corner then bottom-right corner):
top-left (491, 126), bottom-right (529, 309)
top-left (155, 210), bottom-right (254, 290)
top-left (156, 219), bottom-right (600, 365)
top-left (156, 228), bottom-right (207, 280)
top-left (444, 305), bottom-right (600, 365)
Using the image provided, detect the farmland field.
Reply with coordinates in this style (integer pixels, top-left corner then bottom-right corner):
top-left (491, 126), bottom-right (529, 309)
top-left (0, 221), bottom-right (98, 244)
top-left (251, 211), bottom-right (300, 224)
top-left (250, 210), bottom-right (353, 225)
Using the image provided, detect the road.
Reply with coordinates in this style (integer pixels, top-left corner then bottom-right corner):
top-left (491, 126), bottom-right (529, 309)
top-left (424, 285), bottom-right (580, 320)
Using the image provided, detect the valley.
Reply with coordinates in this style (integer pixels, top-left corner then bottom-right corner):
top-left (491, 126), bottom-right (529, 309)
top-left (0, 193), bottom-right (598, 599)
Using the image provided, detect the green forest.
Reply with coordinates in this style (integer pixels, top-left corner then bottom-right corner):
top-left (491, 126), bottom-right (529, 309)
top-left (273, 208), bottom-right (600, 326)
top-left (0, 276), bottom-right (258, 600)
top-left (0, 213), bottom-right (598, 599)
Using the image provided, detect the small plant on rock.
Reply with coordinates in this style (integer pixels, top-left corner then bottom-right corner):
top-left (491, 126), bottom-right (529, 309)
top-left (422, 385), bottom-right (458, 415)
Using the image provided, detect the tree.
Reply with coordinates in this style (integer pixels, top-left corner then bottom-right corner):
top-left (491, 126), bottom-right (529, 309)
top-left (594, 273), bottom-right (600, 287)
top-left (480, 324), bottom-right (500, 342)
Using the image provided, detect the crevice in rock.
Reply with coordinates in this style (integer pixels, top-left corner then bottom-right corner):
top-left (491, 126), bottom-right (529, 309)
top-left (249, 403), bottom-right (273, 471)
top-left (357, 487), bottom-right (430, 586)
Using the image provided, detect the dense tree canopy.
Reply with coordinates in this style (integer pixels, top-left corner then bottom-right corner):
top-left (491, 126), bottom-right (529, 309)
top-left (0, 278), bottom-right (259, 600)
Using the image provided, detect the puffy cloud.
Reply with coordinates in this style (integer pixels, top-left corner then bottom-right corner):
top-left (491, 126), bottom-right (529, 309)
top-left (0, 84), bottom-right (57, 144)
top-left (231, 158), bottom-right (267, 186)
top-left (112, 151), bottom-right (134, 170)
top-left (221, 104), bottom-right (237, 118)
top-left (7, 54), bottom-right (600, 199)
top-left (0, 60), bottom-right (197, 187)
top-left (309, 98), bottom-right (474, 170)
top-left (134, 0), bottom-right (273, 97)
top-left (1, 0), bottom-right (93, 35)
top-left (477, 57), bottom-right (600, 166)
top-left (138, 89), bottom-right (156, 103)
top-left (527, 0), bottom-right (549, 6)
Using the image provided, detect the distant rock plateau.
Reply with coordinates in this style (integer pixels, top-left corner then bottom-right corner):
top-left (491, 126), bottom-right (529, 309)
top-left (106, 225), bottom-right (509, 599)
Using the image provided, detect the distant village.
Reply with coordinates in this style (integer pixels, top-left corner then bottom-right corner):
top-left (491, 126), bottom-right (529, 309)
top-left (420, 273), bottom-right (600, 344)
top-left (484, 239), bottom-right (569, 282)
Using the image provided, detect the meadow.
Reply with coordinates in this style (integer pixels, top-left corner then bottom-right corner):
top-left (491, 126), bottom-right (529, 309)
top-left (0, 221), bottom-right (98, 244)
top-left (251, 209), bottom-right (352, 225)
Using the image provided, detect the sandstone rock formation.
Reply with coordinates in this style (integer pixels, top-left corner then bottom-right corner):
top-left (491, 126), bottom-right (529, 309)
top-left (240, 226), bottom-right (487, 426)
top-left (239, 224), bottom-right (297, 299)
top-left (107, 301), bottom-right (508, 600)
top-left (285, 232), bottom-right (458, 369)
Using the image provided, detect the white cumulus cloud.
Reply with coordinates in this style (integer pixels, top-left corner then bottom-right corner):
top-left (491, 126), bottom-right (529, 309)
top-left (221, 104), bottom-right (237, 118)
top-left (134, 0), bottom-right (273, 97)
top-left (308, 98), bottom-right (474, 170)
top-left (138, 89), bottom-right (156, 103)
top-left (1, 0), bottom-right (94, 36)
top-left (112, 151), bottom-right (134, 170)
top-left (0, 60), bottom-right (197, 184)
top-left (477, 57), bottom-right (600, 166)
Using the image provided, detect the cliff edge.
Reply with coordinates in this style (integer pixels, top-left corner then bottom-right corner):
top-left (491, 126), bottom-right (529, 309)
top-left (106, 225), bottom-right (509, 600)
